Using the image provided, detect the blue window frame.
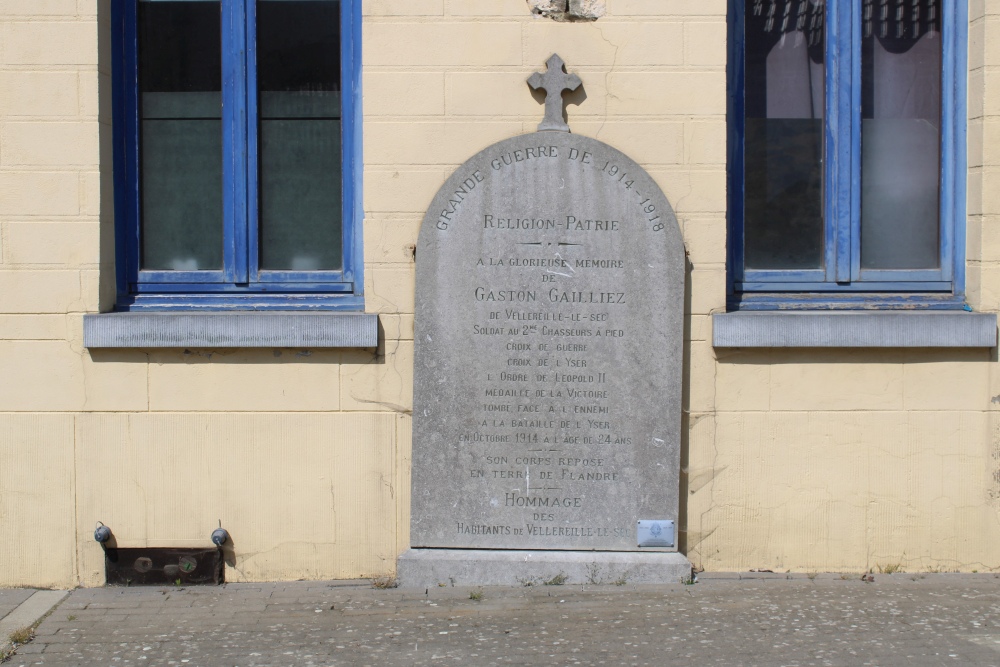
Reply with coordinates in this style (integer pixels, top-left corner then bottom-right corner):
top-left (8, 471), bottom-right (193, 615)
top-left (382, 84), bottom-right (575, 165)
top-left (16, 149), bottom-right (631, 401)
top-left (110, 0), bottom-right (363, 311)
top-left (728, 0), bottom-right (967, 310)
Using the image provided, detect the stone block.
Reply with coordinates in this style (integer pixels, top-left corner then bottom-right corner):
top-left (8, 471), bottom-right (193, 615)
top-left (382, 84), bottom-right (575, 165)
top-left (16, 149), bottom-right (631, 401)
top-left (647, 169), bottom-right (727, 215)
top-left (0, 269), bottom-right (82, 313)
top-left (524, 22), bottom-right (683, 68)
top-left (0, 172), bottom-right (79, 215)
top-left (1, 21), bottom-right (97, 65)
top-left (767, 350), bottom-right (905, 411)
top-left (365, 265), bottom-right (416, 314)
top-left (685, 341), bottom-right (717, 413)
top-left (969, 119), bottom-right (985, 168)
top-left (568, 0), bottom-right (605, 19)
top-left (983, 119), bottom-right (1000, 161)
top-left (571, 121), bottom-right (684, 165)
top-left (365, 121), bottom-right (523, 166)
top-left (398, 549), bottom-right (692, 587)
top-left (903, 351), bottom-right (991, 410)
top-left (0, 0), bottom-right (78, 15)
top-left (969, 18), bottom-right (986, 71)
top-left (0, 71), bottom-right (79, 116)
top-left (340, 340), bottom-right (413, 412)
top-left (714, 350), bottom-right (772, 412)
top-left (968, 167), bottom-right (984, 217)
top-left (682, 217), bottom-right (727, 265)
top-left (981, 170), bottom-right (1000, 215)
top-left (685, 121), bottom-right (726, 165)
top-left (365, 169), bottom-right (447, 214)
top-left (395, 413), bottom-right (412, 554)
top-left (688, 313), bottom-right (710, 342)
top-left (607, 72), bottom-right (726, 115)
top-left (447, 0), bottom-right (526, 15)
top-left (5, 222), bottom-right (99, 266)
top-left (0, 314), bottom-right (66, 340)
top-left (364, 22), bottom-right (521, 67)
top-left (364, 217), bottom-right (421, 265)
top-left (611, 0), bottom-right (726, 16)
top-left (0, 340), bottom-right (142, 411)
top-left (979, 216), bottom-right (1000, 262)
top-left (362, 0), bottom-right (444, 15)
top-left (147, 350), bottom-right (342, 412)
top-left (0, 122), bottom-right (99, 167)
top-left (986, 17), bottom-right (1000, 67)
top-left (378, 313), bottom-right (415, 341)
top-left (686, 267), bottom-right (726, 315)
top-left (685, 21), bottom-right (727, 66)
top-left (0, 414), bottom-right (76, 588)
top-left (364, 72), bottom-right (445, 116)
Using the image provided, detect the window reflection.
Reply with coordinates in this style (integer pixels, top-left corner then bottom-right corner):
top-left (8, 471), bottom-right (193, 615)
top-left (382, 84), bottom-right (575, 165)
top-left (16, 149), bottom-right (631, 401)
top-left (743, 0), bottom-right (826, 272)
top-left (861, 0), bottom-right (941, 270)
top-left (257, 0), bottom-right (343, 272)
top-left (138, 0), bottom-right (223, 272)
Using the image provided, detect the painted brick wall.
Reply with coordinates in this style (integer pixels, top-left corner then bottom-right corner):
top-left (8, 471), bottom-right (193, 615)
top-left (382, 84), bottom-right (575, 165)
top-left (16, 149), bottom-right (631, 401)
top-left (0, 0), bottom-right (997, 587)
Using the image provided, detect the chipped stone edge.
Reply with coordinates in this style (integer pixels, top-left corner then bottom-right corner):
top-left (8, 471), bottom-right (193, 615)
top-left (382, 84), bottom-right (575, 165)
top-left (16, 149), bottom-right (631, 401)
top-left (528, 0), bottom-right (605, 22)
top-left (83, 312), bottom-right (379, 349)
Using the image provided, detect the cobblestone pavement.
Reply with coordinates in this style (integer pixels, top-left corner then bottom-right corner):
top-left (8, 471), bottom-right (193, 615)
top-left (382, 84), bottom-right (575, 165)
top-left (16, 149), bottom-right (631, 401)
top-left (6, 573), bottom-right (1000, 666)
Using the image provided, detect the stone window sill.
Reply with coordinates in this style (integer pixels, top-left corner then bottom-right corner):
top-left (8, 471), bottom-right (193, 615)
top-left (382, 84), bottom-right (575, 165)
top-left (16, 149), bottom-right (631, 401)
top-left (83, 312), bottom-right (379, 349)
top-left (712, 311), bottom-right (997, 348)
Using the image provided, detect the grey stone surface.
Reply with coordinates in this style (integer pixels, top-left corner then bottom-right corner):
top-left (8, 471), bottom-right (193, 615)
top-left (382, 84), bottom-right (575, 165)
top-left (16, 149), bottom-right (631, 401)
top-left (528, 0), bottom-right (605, 21)
top-left (713, 311), bottom-right (998, 348)
top-left (527, 54), bottom-right (581, 132)
top-left (0, 591), bottom-right (68, 657)
top-left (398, 549), bottom-right (693, 587)
top-left (11, 576), bottom-right (1000, 666)
top-left (411, 131), bottom-right (686, 557)
top-left (568, 0), bottom-right (606, 19)
top-left (0, 590), bottom-right (35, 623)
top-left (83, 312), bottom-right (378, 348)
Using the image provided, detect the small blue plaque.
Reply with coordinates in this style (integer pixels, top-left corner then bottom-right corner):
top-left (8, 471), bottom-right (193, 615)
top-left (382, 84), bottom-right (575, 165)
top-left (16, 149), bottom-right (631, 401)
top-left (637, 520), bottom-right (675, 548)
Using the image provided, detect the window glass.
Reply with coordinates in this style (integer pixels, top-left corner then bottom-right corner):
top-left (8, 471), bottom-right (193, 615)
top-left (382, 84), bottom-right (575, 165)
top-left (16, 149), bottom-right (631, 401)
top-left (743, 0), bottom-right (826, 271)
top-left (138, 0), bottom-right (223, 271)
top-left (257, 0), bottom-right (343, 272)
top-left (860, 0), bottom-right (941, 270)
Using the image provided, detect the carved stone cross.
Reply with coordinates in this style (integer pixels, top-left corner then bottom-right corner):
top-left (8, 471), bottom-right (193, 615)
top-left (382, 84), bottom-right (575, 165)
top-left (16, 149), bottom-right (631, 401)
top-left (527, 53), bottom-right (582, 133)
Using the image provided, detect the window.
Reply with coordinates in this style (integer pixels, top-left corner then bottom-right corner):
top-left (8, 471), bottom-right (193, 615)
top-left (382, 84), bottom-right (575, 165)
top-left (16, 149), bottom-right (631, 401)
top-left (728, 0), bottom-right (967, 309)
top-left (111, 0), bottom-right (362, 310)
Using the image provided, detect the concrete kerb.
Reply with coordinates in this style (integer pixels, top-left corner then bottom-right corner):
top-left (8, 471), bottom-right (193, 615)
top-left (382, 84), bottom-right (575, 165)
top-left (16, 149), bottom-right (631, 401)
top-left (0, 590), bottom-right (69, 659)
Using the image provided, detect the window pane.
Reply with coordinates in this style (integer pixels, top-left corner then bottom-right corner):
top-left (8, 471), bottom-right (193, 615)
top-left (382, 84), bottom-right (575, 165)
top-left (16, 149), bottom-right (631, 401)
top-left (743, 0), bottom-right (826, 271)
top-left (138, 0), bottom-right (223, 272)
top-left (257, 0), bottom-right (343, 272)
top-left (861, 0), bottom-right (941, 270)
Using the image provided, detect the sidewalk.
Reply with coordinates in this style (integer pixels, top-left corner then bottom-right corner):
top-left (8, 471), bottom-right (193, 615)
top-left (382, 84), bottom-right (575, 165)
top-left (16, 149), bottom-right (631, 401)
top-left (2, 573), bottom-right (1000, 666)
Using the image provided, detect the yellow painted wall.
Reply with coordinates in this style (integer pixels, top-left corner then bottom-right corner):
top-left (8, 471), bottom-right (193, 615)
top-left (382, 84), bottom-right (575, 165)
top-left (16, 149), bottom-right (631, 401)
top-left (0, 0), bottom-right (997, 587)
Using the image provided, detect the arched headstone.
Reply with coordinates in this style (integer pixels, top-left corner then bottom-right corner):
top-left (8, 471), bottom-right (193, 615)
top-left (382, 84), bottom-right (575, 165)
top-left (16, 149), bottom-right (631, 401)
top-left (400, 56), bottom-right (691, 586)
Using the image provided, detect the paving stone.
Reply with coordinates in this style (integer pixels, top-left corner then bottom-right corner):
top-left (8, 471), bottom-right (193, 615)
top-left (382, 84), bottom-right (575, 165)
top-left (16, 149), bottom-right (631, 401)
top-left (5, 577), bottom-right (1000, 666)
top-left (0, 590), bottom-right (35, 621)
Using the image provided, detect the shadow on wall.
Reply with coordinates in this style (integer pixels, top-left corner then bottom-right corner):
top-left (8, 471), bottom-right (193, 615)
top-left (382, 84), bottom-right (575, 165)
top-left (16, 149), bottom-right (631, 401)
top-left (715, 347), bottom-right (994, 367)
top-left (679, 256), bottom-right (694, 557)
top-left (98, 0), bottom-right (117, 312)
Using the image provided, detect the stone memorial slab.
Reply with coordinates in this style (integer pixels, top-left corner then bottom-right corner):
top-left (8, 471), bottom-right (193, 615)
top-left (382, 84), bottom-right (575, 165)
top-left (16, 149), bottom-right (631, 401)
top-left (399, 56), bottom-right (691, 586)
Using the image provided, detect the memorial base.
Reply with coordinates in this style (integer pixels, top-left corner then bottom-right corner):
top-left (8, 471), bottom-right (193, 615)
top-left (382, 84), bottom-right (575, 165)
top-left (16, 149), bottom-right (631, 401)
top-left (397, 549), bottom-right (693, 588)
